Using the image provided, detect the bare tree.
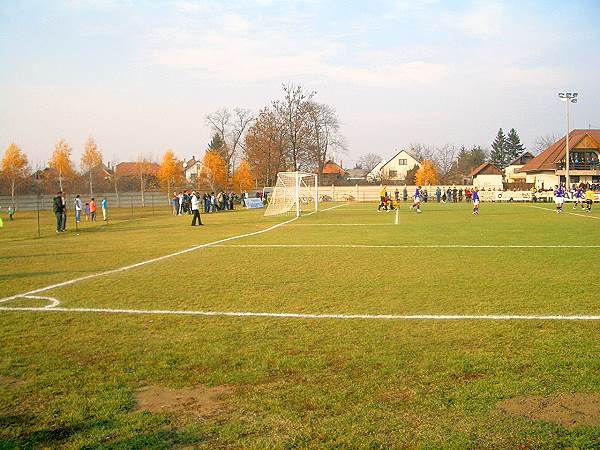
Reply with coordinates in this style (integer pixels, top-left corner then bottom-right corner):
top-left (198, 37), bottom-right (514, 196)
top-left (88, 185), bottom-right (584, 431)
top-left (306, 102), bottom-right (345, 174)
top-left (432, 144), bottom-right (457, 183)
top-left (206, 108), bottom-right (255, 180)
top-left (273, 82), bottom-right (315, 171)
top-left (228, 108), bottom-right (255, 173)
top-left (357, 153), bottom-right (383, 172)
top-left (205, 108), bottom-right (231, 161)
top-left (533, 133), bottom-right (559, 154)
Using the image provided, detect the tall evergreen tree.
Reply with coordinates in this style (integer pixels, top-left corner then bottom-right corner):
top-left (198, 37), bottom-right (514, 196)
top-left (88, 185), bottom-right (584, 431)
top-left (505, 128), bottom-right (526, 164)
top-left (207, 132), bottom-right (227, 160)
top-left (490, 128), bottom-right (507, 169)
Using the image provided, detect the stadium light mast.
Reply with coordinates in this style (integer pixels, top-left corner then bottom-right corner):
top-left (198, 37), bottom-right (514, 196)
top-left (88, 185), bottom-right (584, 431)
top-left (558, 92), bottom-right (578, 188)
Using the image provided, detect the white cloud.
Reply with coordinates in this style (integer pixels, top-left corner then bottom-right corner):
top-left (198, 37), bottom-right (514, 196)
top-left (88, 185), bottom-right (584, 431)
top-left (446, 2), bottom-right (504, 38)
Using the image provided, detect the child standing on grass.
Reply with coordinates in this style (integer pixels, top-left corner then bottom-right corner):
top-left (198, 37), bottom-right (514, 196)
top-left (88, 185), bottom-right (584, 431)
top-left (90, 198), bottom-right (97, 221)
top-left (101, 197), bottom-right (107, 221)
top-left (472, 188), bottom-right (480, 215)
top-left (85, 202), bottom-right (90, 221)
top-left (74, 195), bottom-right (82, 224)
top-left (7, 205), bottom-right (15, 221)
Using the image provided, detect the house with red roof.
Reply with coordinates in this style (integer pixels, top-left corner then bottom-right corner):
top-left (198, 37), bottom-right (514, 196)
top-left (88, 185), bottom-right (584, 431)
top-left (520, 130), bottom-right (600, 189)
top-left (505, 152), bottom-right (535, 183)
top-left (468, 162), bottom-right (503, 190)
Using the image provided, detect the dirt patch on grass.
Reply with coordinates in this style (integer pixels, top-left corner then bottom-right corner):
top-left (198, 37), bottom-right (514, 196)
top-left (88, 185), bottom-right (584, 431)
top-left (497, 393), bottom-right (600, 428)
top-left (134, 385), bottom-right (233, 417)
top-left (0, 376), bottom-right (24, 390)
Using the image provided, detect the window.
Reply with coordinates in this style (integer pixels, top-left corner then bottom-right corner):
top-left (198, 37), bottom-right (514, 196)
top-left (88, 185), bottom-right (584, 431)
top-left (398, 159), bottom-right (407, 165)
top-left (388, 170), bottom-right (398, 178)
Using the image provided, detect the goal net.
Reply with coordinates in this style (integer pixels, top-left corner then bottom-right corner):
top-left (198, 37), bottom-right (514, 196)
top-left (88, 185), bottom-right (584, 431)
top-left (264, 171), bottom-right (318, 217)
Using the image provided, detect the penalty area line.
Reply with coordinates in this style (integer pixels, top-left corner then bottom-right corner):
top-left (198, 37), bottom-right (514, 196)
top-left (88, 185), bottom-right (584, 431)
top-left (527, 204), bottom-right (600, 220)
top-left (212, 244), bottom-right (600, 248)
top-left (1, 306), bottom-right (600, 321)
top-left (0, 215), bottom-right (300, 303)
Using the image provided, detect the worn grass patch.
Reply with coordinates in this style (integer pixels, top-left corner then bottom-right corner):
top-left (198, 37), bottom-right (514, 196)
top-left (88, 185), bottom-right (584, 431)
top-left (497, 393), bottom-right (600, 429)
top-left (134, 384), bottom-right (234, 417)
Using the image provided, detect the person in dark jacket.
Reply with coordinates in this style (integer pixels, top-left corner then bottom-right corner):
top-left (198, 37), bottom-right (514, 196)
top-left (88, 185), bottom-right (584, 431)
top-left (52, 191), bottom-right (66, 233)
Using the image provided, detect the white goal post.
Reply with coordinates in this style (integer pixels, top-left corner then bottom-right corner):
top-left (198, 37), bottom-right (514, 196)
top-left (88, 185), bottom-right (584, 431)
top-left (264, 171), bottom-right (318, 217)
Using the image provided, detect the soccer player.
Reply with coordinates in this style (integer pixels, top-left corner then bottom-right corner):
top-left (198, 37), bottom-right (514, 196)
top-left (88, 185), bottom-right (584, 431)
top-left (472, 187), bottom-right (480, 215)
top-left (554, 185), bottom-right (565, 214)
top-left (410, 186), bottom-right (422, 213)
top-left (585, 186), bottom-right (595, 212)
top-left (573, 185), bottom-right (584, 210)
top-left (378, 185), bottom-right (388, 212)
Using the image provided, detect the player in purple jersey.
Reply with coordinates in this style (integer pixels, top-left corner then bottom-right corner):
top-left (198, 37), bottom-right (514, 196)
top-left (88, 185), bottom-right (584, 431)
top-left (471, 188), bottom-right (480, 215)
top-left (554, 185), bottom-right (565, 214)
top-left (574, 185), bottom-right (584, 210)
top-left (410, 186), bottom-right (422, 213)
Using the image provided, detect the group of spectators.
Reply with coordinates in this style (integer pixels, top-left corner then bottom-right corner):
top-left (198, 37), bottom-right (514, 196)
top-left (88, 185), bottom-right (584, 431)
top-left (389, 186), bottom-right (473, 204)
top-left (172, 190), bottom-right (256, 226)
top-left (171, 190), bottom-right (251, 216)
top-left (52, 191), bottom-right (108, 233)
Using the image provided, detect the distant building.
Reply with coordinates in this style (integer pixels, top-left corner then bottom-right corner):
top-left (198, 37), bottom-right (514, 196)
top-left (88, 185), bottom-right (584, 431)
top-left (347, 168), bottom-right (369, 181)
top-left (505, 152), bottom-right (535, 183)
top-left (520, 130), bottom-right (600, 189)
top-left (322, 160), bottom-right (346, 176)
top-left (379, 150), bottom-right (421, 182)
top-left (183, 157), bottom-right (202, 182)
top-left (366, 161), bottom-right (385, 182)
top-left (320, 160), bottom-right (346, 183)
top-left (469, 162), bottom-right (503, 190)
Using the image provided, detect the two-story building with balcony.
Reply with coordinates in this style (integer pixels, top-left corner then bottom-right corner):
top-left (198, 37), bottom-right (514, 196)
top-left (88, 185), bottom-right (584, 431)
top-left (520, 130), bottom-right (600, 189)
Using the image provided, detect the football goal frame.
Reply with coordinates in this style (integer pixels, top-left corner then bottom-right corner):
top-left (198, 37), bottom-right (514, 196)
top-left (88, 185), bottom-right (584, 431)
top-left (264, 171), bottom-right (318, 217)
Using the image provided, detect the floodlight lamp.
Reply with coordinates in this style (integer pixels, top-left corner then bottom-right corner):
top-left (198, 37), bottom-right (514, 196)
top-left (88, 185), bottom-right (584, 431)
top-left (558, 93), bottom-right (565, 98)
top-left (573, 93), bottom-right (578, 97)
top-left (572, 98), bottom-right (578, 103)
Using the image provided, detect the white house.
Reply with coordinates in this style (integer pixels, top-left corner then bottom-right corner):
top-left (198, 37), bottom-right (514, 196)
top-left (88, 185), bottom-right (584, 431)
top-left (366, 161), bottom-right (385, 182)
top-left (379, 150), bottom-right (421, 182)
top-left (505, 152), bottom-right (534, 183)
top-left (183, 157), bottom-right (202, 182)
top-left (469, 162), bottom-right (504, 190)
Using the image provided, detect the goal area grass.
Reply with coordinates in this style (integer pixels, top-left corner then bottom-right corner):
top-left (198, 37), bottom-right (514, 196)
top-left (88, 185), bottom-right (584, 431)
top-left (1, 201), bottom-right (600, 448)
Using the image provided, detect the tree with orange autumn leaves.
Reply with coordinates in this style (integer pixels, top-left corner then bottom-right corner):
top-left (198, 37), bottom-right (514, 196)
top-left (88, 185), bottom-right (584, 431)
top-left (200, 151), bottom-right (227, 192)
top-left (158, 149), bottom-right (183, 198)
top-left (1, 143), bottom-right (30, 205)
top-left (80, 136), bottom-right (103, 197)
top-left (49, 139), bottom-right (75, 191)
top-left (415, 160), bottom-right (437, 186)
top-left (232, 160), bottom-right (254, 192)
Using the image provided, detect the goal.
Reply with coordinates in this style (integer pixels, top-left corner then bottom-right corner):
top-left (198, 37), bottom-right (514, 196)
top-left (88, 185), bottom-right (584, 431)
top-left (264, 172), bottom-right (318, 217)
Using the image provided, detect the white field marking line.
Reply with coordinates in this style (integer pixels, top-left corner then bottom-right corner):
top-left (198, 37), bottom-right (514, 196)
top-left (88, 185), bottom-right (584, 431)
top-left (1, 305), bottom-right (600, 321)
top-left (289, 223), bottom-right (395, 226)
top-left (212, 244), bottom-right (600, 249)
top-left (528, 204), bottom-right (600, 220)
top-left (0, 215), bottom-right (300, 303)
top-left (319, 203), bottom-right (348, 212)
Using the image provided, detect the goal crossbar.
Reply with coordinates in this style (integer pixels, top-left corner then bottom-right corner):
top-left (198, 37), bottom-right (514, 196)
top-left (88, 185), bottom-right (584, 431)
top-left (264, 171), bottom-right (318, 217)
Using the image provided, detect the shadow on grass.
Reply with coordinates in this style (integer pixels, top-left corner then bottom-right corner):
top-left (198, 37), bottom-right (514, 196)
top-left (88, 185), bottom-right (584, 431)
top-left (0, 251), bottom-right (111, 261)
top-left (0, 413), bottom-right (205, 450)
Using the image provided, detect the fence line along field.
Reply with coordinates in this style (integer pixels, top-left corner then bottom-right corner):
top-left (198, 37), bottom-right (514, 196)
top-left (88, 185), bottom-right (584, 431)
top-left (1, 201), bottom-right (600, 447)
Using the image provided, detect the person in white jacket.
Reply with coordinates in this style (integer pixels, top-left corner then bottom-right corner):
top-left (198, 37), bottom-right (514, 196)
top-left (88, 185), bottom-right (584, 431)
top-left (191, 191), bottom-right (203, 226)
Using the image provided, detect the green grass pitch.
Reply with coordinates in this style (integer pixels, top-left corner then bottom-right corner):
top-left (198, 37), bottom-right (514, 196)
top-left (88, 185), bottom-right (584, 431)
top-left (1, 201), bottom-right (600, 448)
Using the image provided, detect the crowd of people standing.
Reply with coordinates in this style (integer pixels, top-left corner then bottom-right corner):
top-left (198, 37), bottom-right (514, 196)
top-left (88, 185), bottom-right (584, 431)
top-left (52, 191), bottom-right (108, 233)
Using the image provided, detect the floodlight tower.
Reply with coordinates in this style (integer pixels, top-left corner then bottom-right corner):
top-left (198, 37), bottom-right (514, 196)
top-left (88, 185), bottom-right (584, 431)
top-left (558, 92), bottom-right (578, 189)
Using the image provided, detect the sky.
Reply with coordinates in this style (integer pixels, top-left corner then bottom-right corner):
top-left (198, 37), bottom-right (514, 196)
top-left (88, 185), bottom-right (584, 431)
top-left (1, 0), bottom-right (599, 169)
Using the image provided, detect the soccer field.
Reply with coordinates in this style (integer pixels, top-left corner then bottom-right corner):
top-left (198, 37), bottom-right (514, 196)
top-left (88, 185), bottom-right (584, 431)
top-left (1, 201), bottom-right (600, 448)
